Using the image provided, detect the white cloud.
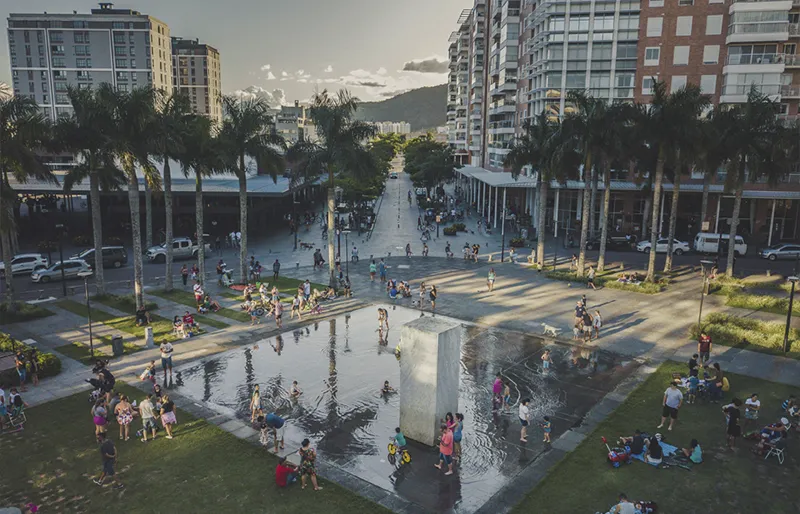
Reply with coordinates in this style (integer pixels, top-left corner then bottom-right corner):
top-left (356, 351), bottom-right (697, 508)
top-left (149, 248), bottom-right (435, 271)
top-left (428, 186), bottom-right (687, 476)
top-left (260, 64), bottom-right (271, 71)
top-left (324, 65), bottom-right (333, 73)
top-left (266, 71), bottom-right (276, 81)
top-left (229, 86), bottom-right (287, 107)
top-left (281, 71), bottom-right (288, 77)
top-left (329, 67), bottom-right (446, 100)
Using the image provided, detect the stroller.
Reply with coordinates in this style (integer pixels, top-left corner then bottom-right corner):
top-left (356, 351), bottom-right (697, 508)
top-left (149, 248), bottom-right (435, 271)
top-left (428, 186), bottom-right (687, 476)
top-left (220, 268), bottom-right (234, 287)
top-left (601, 436), bottom-right (632, 468)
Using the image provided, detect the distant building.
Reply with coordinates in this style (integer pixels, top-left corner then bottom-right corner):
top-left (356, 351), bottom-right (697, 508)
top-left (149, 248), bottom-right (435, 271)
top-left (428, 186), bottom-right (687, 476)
top-left (274, 100), bottom-right (316, 143)
top-left (171, 36), bottom-right (222, 123)
top-left (6, 2), bottom-right (172, 121)
top-left (372, 121), bottom-right (411, 134)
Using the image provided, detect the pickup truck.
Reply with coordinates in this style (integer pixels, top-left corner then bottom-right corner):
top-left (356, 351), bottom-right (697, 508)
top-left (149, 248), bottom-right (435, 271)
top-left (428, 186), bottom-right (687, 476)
top-left (145, 237), bottom-right (212, 263)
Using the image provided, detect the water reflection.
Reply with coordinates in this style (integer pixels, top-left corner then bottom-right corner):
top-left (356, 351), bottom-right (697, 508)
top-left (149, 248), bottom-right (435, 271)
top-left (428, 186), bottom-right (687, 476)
top-left (173, 306), bottom-right (638, 513)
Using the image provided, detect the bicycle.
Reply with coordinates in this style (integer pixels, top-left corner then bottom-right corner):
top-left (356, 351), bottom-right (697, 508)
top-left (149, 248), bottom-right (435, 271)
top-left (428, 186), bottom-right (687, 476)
top-left (387, 439), bottom-right (411, 466)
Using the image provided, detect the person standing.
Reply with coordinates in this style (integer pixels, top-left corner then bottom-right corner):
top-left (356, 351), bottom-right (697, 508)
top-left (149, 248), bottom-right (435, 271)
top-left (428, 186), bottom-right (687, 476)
top-left (27, 349), bottom-right (39, 387)
top-left (160, 394), bottom-right (177, 439)
top-left (14, 352), bottom-right (26, 392)
top-left (351, 245), bottom-right (359, 263)
top-left (541, 349), bottom-right (552, 372)
top-left (698, 332), bottom-right (712, 365)
top-left (303, 280), bottom-right (311, 302)
top-left (487, 268), bottom-right (496, 292)
top-left (369, 260), bottom-right (377, 281)
top-left (430, 285), bottom-right (438, 311)
top-left (587, 266), bottom-right (597, 290)
top-left (378, 258), bottom-right (387, 282)
top-left (250, 385), bottom-right (262, 423)
top-left (114, 395), bottom-right (134, 441)
top-left (725, 398), bottom-right (743, 449)
top-left (453, 413), bottom-right (464, 462)
top-left (405, 243), bottom-right (412, 258)
top-left (434, 423), bottom-right (454, 475)
top-left (160, 341), bottom-right (174, 381)
top-left (180, 264), bottom-right (189, 287)
top-left (274, 300), bottom-right (284, 329)
top-left (273, 259), bottom-right (281, 281)
top-left (299, 438), bottom-right (323, 491)
top-left (93, 432), bottom-right (123, 489)
top-left (291, 295), bottom-right (302, 321)
top-left (138, 394), bottom-right (158, 442)
top-left (592, 310), bottom-right (603, 339)
top-left (519, 398), bottom-right (531, 442)
top-left (418, 282), bottom-right (427, 309)
top-left (658, 382), bottom-right (684, 431)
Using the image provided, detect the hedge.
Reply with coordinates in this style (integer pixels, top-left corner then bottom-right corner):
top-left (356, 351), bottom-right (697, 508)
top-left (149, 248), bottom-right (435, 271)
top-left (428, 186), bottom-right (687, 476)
top-left (0, 302), bottom-right (54, 325)
top-left (544, 270), bottom-right (667, 294)
top-left (0, 333), bottom-right (62, 385)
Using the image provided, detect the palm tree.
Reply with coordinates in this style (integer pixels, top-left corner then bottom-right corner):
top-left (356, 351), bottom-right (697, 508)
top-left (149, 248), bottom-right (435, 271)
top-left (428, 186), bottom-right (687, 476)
top-left (58, 86), bottom-right (124, 296)
top-left (562, 91), bottom-right (611, 277)
top-left (636, 81), bottom-right (709, 282)
top-left (179, 115), bottom-right (224, 286)
top-left (102, 85), bottom-right (161, 308)
top-left (287, 90), bottom-right (377, 287)
top-left (0, 96), bottom-right (54, 304)
top-left (220, 96), bottom-right (285, 284)
top-left (152, 92), bottom-right (193, 292)
top-left (696, 107), bottom-right (734, 232)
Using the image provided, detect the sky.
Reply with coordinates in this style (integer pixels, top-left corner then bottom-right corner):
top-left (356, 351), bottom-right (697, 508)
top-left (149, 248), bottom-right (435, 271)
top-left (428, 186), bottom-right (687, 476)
top-left (1, 0), bottom-right (468, 104)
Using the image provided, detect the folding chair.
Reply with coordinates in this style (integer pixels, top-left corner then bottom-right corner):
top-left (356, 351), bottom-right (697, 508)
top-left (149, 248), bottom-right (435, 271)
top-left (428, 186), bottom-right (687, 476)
top-left (764, 438), bottom-right (786, 464)
top-left (5, 406), bottom-right (26, 433)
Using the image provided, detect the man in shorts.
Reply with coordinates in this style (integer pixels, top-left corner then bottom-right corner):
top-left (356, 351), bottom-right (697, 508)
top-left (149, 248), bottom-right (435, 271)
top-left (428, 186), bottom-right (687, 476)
top-left (93, 432), bottom-right (123, 489)
top-left (378, 259), bottom-right (387, 282)
top-left (274, 300), bottom-right (283, 329)
top-left (160, 341), bottom-right (174, 380)
top-left (138, 393), bottom-right (158, 442)
top-left (266, 412), bottom-right (286, 452)
top-left (697, 332), bottom-right (712, 364)
top-left (658, 381), bottom-right (684, 431)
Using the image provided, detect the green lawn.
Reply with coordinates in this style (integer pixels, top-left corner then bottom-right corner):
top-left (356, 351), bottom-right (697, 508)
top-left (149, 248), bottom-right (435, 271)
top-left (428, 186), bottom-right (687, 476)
top-left (691, 312), bottom-right (800, 359)
top-left (514, 362), bottom-right (799, 513)
top-left (0, 302), bottom-right (54, 325)
top-left (55, 337), bottom-right (144, 365)
top-left (92, 294), bottom-right (158, 314)
top-left (709, 276), bottom-right (800, 315)
top-left (57, 300), bottom-right (197, 344)
top-left (148, 290), bottom-right (250, 323)
top-left (544, 270), bottom-right (667, 294)
top-left (1, 384), bottom-right (386, 514)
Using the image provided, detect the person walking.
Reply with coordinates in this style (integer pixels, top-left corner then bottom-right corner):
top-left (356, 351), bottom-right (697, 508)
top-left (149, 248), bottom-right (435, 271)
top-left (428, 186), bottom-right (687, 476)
top-left (587, 266), bottom-right (597, 290)
top-left (697, 332), bottom-right (712, 365)
top-left (299, 438), bottom-right (323, 491)
top-left (92, 398), bottom-right (109, 442)
top-left (369, 260), bottom-right (377, 281)
top-left (274, 300), bottom-right (284, 329)
top-left (487, 268), bottom-right (496, 292)
top-left (351, 245), bottom-right (359, 263)
top-left (291, 294), bottom-right (302, 321)
top-left (181, 264), bottom-right (189, 287)
top-left (273, 259), bottom-right (281, 281)
top-left (160, 341), bottom-right (174, 381)
top-left (519, 398), bottom-right (531, 442)
top-left (93, 432), bottom-right (123, 489)
top-left (430, 285), bottom-right (438, 311)
top-left (658, 382), bottom-right (684, 431)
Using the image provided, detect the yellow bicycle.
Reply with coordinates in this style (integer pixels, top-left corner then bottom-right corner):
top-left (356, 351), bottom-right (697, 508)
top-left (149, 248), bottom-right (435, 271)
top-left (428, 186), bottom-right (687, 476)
top-left (387, 440), bottom-right (411, 466)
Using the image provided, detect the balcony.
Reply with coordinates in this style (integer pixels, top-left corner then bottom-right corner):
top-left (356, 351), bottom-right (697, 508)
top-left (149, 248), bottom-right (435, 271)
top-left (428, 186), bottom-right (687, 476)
top-left (488, 120), bottom-right (516, 134)
top-left (781, 85), bottom-right (800, 98)
top-left (488, 101), bottom-right (517, 114)
top-left (726, 22), bottom-right (790, 44)
top-left (726, 52), bottom-right (786, 65)
top-left (791, 23), bottom-right (799, 36)
top-left (786, 54), bottom-right (800, 67)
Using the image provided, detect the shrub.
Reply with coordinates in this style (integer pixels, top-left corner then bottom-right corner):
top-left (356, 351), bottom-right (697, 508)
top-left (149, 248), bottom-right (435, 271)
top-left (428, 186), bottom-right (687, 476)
top-left (0, 302), bottom-right (54, 325)
top-left (443, 226), bottom-right (458, 236)
top-left (510, 237), bottom-right (525, 247)
top-left (452, 223), bottom-right (466, 232)
top-left (0, 332), bottom-right (62, 385)
top-left (544, 270), bottom-right (666, 294)
top-left (690, 312), bottom-right (800, 358)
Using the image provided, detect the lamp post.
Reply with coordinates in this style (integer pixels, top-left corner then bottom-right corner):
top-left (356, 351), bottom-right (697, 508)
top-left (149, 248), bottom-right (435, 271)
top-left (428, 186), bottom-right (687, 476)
top-left (784, 276), bottom-right (799, 354)
top-left (292, 200), bottom-right (301, 251)
top-left (78, 270), bottom-right (95, 359)
top-left (343, 230), bottom-right (351, 279)
top-left (698, 259), bottom-right (714, 328)
top-left (55, 223), bottom-right (67, 297)
top-left (500, 188), bottom-right (507, 263)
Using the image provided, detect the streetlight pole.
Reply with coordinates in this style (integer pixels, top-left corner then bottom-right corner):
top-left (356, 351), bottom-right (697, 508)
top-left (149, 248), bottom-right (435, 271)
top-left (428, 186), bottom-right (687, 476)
top-left (55, 223), bottom-right (67, 297)
top-left (698, 259), bottom-right (714, 328)
top-left (784, 276), bottom-right (798, 354)
top-left (500, 188), bottom-right (507, 263)
top-left (78, 270), bottom-right (95, 359)
top-left (343, 230), bottom-right (350, 279)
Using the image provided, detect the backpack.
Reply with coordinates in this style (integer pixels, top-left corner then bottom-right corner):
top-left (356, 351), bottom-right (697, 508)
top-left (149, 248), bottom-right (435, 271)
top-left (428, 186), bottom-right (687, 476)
top-left (721, 377), bottom-right (730, 392)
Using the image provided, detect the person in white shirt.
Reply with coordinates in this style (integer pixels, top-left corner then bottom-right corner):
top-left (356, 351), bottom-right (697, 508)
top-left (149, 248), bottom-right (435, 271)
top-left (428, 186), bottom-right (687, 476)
top-left (657, 382), bottom-right (684, 431)
top-left (160, 342), bottom-right (174, 380)
top-left (609, 493), bottom-right (637, 514)
top-left (744, 393), bottom-right (761, 428)
top-left (519, 398), bottom-right (531, 442)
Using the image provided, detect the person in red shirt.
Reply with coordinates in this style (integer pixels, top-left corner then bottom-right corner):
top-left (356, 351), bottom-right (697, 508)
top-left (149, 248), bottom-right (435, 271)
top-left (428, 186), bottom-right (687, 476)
top-left (434, 423), bottom-right (454, 475)
top-left (275, 456), bottom-right (299, 487)
top-left (182, 311), bottom-right (197, 329)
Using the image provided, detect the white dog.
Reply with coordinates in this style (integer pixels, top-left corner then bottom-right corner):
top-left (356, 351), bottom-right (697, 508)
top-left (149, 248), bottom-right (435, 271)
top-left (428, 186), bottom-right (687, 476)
top-left (541, 323), bottom-right (561, 337)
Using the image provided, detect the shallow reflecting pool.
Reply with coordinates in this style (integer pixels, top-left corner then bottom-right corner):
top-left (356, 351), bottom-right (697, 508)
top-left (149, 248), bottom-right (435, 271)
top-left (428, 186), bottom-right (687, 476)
top-left (173, 305), bottom-right (639, 513)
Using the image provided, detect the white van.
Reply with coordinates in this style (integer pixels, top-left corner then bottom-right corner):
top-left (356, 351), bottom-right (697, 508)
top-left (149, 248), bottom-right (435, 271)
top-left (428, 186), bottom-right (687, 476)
top-left (693, 232), bottom-right (748, 256)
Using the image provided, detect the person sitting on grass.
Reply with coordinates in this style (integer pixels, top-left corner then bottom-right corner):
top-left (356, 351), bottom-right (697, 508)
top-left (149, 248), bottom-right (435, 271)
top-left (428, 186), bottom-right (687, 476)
top-left (606, 493), bottom-right (636, 514)
top-left (275, 456), bottom-right (299, 488)
top-left (618, 429), bottom-right (646, 455)
top-left (680, 439), bottom-right (703, 464)
top-left (202, 294), bottom-right (221, 313)
top-left (182, 311), bottom-right (198, 330)
top-left (645, 435), bottom-right (663, 465)
top-left (135, 306), bottom-right (150, 327)
top-left (322, 286), bottom-right (337, 300)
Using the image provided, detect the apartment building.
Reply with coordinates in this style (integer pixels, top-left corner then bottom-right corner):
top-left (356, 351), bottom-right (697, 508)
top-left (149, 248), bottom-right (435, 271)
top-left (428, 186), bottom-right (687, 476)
top-left (373, 121), bottom-right (412, 134)
top-left (171, 36), bottom-right (222, 123)
top-left (447, 10), bottom-right (472, 165)
top-left (273, 101), bottom-right (316, 143)
top-left (7, 3), bottom-right (172, 121)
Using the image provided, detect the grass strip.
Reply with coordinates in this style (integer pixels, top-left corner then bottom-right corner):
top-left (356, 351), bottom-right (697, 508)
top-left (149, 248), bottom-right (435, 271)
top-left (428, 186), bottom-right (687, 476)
top-left (148, 290), bottom-right (250, 323)
top-left (691, 312), bottom-right (800, 359)
top-left (0, 302), bottom-right (54, 325)
top-left (92, 294), bottom-right (158, 314)
top-left (545, 270), bottom-right (666, 294)
top-left (55, 338), bottom-right (144, 365)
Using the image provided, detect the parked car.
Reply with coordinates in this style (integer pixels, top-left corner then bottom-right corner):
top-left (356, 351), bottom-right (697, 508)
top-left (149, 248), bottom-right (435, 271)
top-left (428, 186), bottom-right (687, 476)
top-left (693, 232), bottom-right (748, 256)
top-left (585, 235), bottom-right (635, 251)
top-left (31, 259), bottom-right (92, 283)
top-left (636, 238), bottom-right (691, 255)
top-left (390, 172), bottom-right (398, 179)
top-left (759, 244), bottom-right (800, 261)
top-left (146, 237), bottom-right (211, 263)
top-left (71, 246), bottom-right (128, 269)
top-left (0, 253), bottom-right (49, 276)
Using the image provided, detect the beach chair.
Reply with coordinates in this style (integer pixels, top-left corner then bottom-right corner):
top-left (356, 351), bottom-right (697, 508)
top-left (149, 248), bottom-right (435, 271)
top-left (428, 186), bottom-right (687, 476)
top-left (5, 405), bottom-right (26, 432)
top-left (764, 438), bottom-right (786, 464)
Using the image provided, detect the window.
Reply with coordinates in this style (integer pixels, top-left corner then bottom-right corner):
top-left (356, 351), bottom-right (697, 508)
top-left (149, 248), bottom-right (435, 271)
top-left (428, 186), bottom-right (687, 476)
top-left (130, 46), bottom-right (136, 56)
top-left (642, 76), bottom-right (656, 95)
top-left (700, 75), bottom-right (717, 94)
top-left (709, 0), bottom-right (724, 4)
top-left (28, 81), bottom-right (34, 93)
top-left (118, 84), bottom-right (129, 92)
top-left (116, 71), bottom-right (128, 81)
top-left (129, 34), bottom-right (136, 44)
top-left (77, 70), bottom-right (91, 80)
top-left (78, 83), bottom-right (91, 90)
top-left (673, 46), bottom-right (690, 65)
top-left (76, 58), bottom-right (91, 68)
top-left (116, 59), bottom-right (128, 68)
top-left (679, 0), bottom-right (693, 4)
top-left (644, 47), bottom-right (660, 65)
top-left (53, 70), bottom-right (67, 80)
top-left (54, 82), bottom-right (67, 92)
top-left (706, 15), bottom-right (723, 35)
top-left (130, 59), bottom-right (136, 68)
top-left (703, 45), bottom-right (720, 64)
top-left (114, 33), bottom-right (126, 44)
top-left (73, 21), bottom-right (88, 29)
top-left (49, 32), bottom-right (63, 43)
top-left (114, 46), bottom-right (127, 56)
top-left (50, 45), bottom-right (64, 55)
top-left (676, 16), bottom-right (693, 36)
top-left (55, 94), bottom-right (69, 104)
top-left (649, 0), bottom-right (664, 6)
top-left (52, 57), bottom-right (65, 68)
top-left (671, 75), bottom-right (687, 91)
top-left (39, 57), bottom-right (46, 67)
top-left (74, 45), bottom-right (90, 56)
top-left (112, 22), bottom-right (125, 29)
top-left (647, 17), bottom-right (663, 37)
top-left (41, 82), bottom-right (48, 92)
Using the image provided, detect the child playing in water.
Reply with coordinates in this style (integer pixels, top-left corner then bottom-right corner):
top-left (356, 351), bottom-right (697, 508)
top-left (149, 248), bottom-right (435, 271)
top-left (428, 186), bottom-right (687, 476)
top-left (290, 381), bottom-right (302, 398)
top-left (257, 415), bottom-right (270, 447)
top-left (541, 349), bottom-right (552, 372)
top-left (541, 416), bottom-right (552, 443)
top-left (503, 381), bottom-right (512, 411)
top-left (381, 380), bottom-right (395, 394)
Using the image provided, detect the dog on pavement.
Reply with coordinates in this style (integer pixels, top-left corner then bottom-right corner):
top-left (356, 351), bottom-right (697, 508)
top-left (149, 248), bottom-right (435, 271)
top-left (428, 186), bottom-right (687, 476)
top-left (541, 323), bottom-right (561, 337)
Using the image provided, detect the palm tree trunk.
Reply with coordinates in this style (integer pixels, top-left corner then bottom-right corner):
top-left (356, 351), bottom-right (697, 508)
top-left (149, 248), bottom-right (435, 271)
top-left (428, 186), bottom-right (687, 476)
top-left (641, 196), bottom-right (651, 240)
top-left (700, 171), bottom-right (710, 233)
top-left (196, 172), bottom-right (205, 286)
top-left (0, 168), bottom-right (16, 305)
top-left (726, 168), bottom-right (744, 278)
top-left (598, 167), bottom-right (612, 272)
top-left (163, 158), bottom-right (174, 292)
top-left (646, 145), bottom-right (666, 283)
top-left (589, 167), bottom-right (598, 238)
top-left (577, 153), bottom-right (593, 278)
top-left (664, 170), bottom-right (681, 272)
top-left (238, 154), bottom-right (248, 285)
top-left (144, 181), bottom-right (153, 249)
top-left (89, 170), bottom-right (105, 295)
top-left (327, 172), bottom-right (336, 288)
top-left (125, 160), bottom-right (144, 309)
top-left (536, 178), bottom-right (547, 268)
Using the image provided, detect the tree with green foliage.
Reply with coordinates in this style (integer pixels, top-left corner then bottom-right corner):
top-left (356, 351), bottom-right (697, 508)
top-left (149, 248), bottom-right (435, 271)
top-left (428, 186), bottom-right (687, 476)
top-left (403, 134), bottom-right (455, 191)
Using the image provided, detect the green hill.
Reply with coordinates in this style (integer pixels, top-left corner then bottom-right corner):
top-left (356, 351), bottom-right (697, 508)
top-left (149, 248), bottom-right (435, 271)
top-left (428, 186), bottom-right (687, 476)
top-left (355, 84), bottom-right (446, 131)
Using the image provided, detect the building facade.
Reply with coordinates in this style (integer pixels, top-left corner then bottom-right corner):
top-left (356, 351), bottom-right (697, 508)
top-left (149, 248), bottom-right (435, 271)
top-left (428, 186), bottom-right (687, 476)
top-left (373, 121), bottom-right (412, 134)
top-left (7, 3), bottom-right (172, 121)
top-left (171, 36), bottom-right (222, 123)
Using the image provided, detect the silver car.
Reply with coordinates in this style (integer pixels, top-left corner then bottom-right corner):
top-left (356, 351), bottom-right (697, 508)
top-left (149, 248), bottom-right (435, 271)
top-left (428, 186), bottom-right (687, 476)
top-left (759, 244), bottom-right (800, 261)
top-left (31, 259), bottom-right (92, 283)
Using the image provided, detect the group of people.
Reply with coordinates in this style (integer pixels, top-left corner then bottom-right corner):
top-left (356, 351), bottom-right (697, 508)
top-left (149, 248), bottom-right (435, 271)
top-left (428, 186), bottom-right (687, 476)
top-left (0, 382), bottom-right (29, 432)
top-left (172, 311), bottom-right (200, 338)
top-left (463, 242), bottom-right (481, 262)
top-left (491, 373), bottom-right (552, 444)
top-left (385, 278), bottom-right (438, 310)
top-left (12, 348), bottom-right (40, 392)
top-left (434, 412), bottom-right (465, 476)
top-left (573, 297), bottom-right (603, 342)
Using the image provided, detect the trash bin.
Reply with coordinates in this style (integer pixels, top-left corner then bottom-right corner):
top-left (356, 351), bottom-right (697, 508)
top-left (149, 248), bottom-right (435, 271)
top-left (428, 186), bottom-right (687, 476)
top-left (111, 335), bottom-right (124, 357)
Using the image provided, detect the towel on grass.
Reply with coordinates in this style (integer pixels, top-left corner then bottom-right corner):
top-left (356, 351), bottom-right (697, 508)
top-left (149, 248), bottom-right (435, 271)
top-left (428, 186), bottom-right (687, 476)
top-left (631, 441), bottom-right (678, 467)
